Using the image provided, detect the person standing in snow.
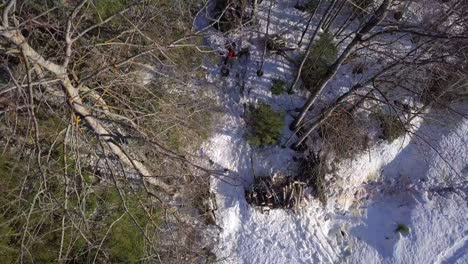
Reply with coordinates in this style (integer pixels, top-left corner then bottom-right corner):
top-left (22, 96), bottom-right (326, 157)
top-left (221, 42), bottom-right (237, 76)
top-left (224, 42), bottom-right (237, 66)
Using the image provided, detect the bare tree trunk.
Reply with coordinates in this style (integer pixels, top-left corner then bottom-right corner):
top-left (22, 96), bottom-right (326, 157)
top-left (298, 0), bottom-right (323, 46)
top-left (291, 35), bottom-right (441, 147)
top-left (323, 0), bottom-right (347, 32)
top-left (252, 0), bottom-right (258, 18)
top-left (293, 62), bottom-right (395, 148)
top-left (258, 0), bottom-right (274, 74)
top-left (320, 0), bottom-right (339, 30)
top-left (291, 0), bottom-right (391, 129)
top-left (333, 11), bottom-right (353, 38)
top-left (288, 0), bottom-right (338, 93)
top-left (0, 28), bottom-right (174, 193)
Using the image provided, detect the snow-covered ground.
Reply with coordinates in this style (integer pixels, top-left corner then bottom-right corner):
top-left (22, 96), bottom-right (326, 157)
top-left (345, 110), bottom-right (468, 264)
top-left (196, 1), bottom-right (468, 263)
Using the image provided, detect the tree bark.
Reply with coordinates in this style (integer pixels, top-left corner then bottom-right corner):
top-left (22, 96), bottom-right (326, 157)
top-left (259, 0), bottom-right (274, 74)
top-left (0, 28), bottom-right (174, 193)
top-left (288, 0), bottom-right (338, 93)
top-left (292, 36), bottom-right (431, 148)
top-left (323, 0), bottom-right (346, 32)
top-left (291, 0), bottom-right (391, 129)
top-left (293, 74), bottom-right (379, 148)
top-left (298, 0), bottom-right (323, 46)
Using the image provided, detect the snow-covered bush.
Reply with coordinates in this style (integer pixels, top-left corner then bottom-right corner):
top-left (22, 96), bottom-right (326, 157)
top-left (318, 108), bottom-right (370, 158)
top-left (302, 32), bottom-right (338, 92)
top-left (422, 68), bottom-right (468, 106)
top-left (271, 78), bottom-right (286, 95)
top-left (372, 112), bottom-right (406, 142)
top-left (298, 155), bottom-right (327, 205)
top-left (246, 103), bottom-right (285, 147)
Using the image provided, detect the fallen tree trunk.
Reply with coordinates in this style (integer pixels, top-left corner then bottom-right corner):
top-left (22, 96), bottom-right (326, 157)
top-left (0, 27), bottom-right (174, 193)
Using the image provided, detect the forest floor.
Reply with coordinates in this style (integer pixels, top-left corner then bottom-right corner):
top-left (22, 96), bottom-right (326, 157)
top-left (196, 1), bottom-right (468, 263)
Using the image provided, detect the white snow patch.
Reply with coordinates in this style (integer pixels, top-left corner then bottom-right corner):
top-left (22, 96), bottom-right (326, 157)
top-left (196, 0), bottom-right (468, 263)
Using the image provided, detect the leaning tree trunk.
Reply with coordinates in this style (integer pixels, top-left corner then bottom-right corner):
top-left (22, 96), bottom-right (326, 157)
top-left (252, 0), bottom-right (258, 18)
top-left (291, 0), bottom-right (391, 130)
top-left (259, 0), bottom-right (274, 74)
top-left (288, 0), bottom-right (338, 93)
top-left (291, 30), bottom-right (436, 148)
top-left (298, 0), bottom-right (323, 46)
top-left (323, 0), bottom-right (347, 32)
top-left (333, 11), bottom-right (354, 38)
top-left (293, 60), bottom-right (399, 148)
top-left (0, 26), bottom-right (174, 193)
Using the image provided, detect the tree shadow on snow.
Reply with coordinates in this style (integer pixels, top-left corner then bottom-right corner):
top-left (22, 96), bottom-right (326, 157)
top-left (350, 105), bottom-right (468, 259)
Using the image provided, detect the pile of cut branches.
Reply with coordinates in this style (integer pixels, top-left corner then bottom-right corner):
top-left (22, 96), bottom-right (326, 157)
top-left (245, 154), bottom-right (325, 211)
top-left (245, 174), bottom-right (306, 211)
top-left (266, 34), bottom-right (297, 54)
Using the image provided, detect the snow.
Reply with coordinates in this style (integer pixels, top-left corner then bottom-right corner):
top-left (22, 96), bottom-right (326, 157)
top-left (196, 1), bottom-right (468, 263)
top-left (348, 192), bottom-right (467, 264)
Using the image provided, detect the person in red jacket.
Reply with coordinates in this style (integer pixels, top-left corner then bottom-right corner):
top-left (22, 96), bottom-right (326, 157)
top-left (221, 42), bottom-right (237, 76)
top-left (224, 43), bottom-right (237, 65)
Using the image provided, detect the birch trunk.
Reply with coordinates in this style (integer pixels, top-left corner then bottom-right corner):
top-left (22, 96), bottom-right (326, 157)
top-left (292, 0), bottom-right (391, 129)
top-left (0, 28), bottom-right (174, 193)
